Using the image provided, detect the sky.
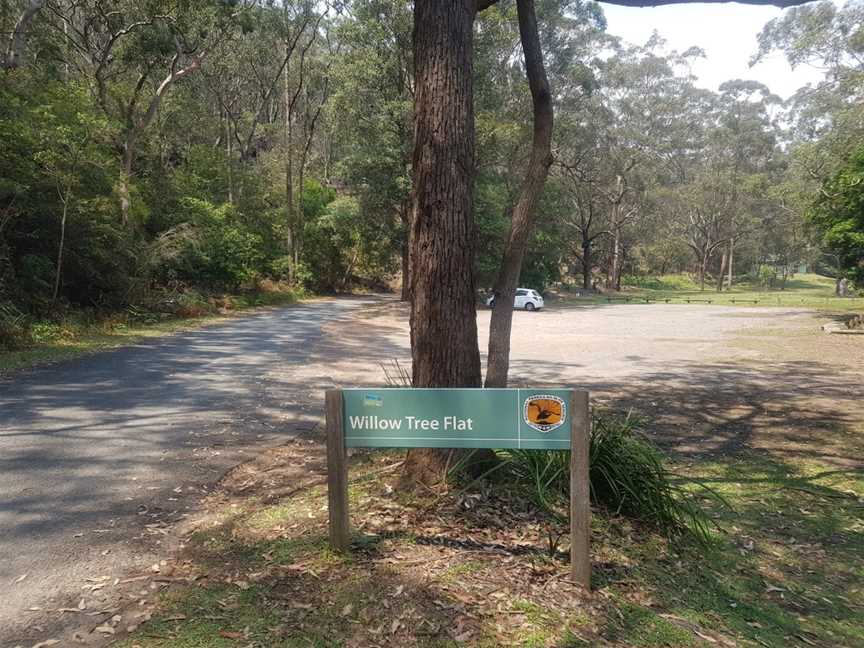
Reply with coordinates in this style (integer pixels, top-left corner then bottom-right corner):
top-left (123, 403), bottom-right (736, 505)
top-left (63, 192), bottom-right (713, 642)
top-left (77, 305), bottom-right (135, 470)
top-left (601, 3), bottom-right (828, 99)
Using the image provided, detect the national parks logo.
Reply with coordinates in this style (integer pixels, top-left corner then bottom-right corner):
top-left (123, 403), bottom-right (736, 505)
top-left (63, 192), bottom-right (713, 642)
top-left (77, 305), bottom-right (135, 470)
top-left (523, 394), bottom-right (566, 433)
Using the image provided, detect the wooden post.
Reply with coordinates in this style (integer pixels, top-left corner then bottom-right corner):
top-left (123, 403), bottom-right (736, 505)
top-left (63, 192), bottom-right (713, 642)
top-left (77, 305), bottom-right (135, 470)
top-left (570, 390), bottom-right (591, 589)
top-left (326, 389), bottom-right (350, 552)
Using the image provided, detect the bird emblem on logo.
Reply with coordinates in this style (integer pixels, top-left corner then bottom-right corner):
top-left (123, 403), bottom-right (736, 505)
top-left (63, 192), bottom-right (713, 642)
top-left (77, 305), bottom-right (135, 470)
top-left (523, 395), bottom-right (566, 432)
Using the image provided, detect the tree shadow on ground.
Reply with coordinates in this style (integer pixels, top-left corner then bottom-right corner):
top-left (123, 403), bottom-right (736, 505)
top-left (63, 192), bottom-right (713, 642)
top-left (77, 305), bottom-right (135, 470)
top-left (510, 357), bottom-right (863, 468)
top-left (0, 297), bottom-right (410, 644)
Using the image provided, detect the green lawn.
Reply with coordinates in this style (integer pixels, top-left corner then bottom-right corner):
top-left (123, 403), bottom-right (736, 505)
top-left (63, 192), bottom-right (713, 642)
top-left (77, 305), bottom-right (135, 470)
top-left (555, 273), bottom-right (864, 311)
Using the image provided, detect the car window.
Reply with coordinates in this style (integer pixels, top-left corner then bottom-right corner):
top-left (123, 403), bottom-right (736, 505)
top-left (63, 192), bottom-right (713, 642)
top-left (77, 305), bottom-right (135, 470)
top-left (515, 290), bottom-right (527, 296)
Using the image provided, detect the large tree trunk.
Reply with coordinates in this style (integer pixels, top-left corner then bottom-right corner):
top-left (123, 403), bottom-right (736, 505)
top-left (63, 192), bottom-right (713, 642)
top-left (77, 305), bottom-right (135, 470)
top-left (716, 249), bottom-right (727, 292)
top-left (484, 0), bottom-right (553, 389)
top-left (402, 0), bottom-right (481, 486)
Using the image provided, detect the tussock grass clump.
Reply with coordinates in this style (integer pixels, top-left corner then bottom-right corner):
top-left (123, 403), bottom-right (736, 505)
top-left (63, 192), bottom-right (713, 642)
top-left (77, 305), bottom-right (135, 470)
top-left (504, 413), bottom-right (723, 543)
top-left (377, 362), bottom-right (721, 542)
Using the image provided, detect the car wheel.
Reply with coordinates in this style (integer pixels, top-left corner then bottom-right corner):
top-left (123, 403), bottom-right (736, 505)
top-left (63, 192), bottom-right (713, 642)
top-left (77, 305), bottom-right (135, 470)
top-left (525, 302), bottom-right (535, 311)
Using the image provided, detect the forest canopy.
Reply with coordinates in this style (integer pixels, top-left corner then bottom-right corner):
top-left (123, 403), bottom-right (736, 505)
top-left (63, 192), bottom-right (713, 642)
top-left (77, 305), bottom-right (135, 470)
top-left (1, 0), bottom-right (862, 332)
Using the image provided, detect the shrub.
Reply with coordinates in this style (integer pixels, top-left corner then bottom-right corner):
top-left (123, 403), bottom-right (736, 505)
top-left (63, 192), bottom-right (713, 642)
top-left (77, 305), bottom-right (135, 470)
top-left (172, 290), bottom-right (215, 318)
top-left (153, 200), bottom-right (265, 291)
top-left (0, 301), bottom-right (33, 350)
top-left (757, 264), bottom-right (777, 290)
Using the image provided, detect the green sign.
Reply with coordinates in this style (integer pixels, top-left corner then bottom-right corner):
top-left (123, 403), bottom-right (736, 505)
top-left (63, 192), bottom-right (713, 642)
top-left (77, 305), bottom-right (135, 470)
top-left (341, 388), bottom-right (573, 450)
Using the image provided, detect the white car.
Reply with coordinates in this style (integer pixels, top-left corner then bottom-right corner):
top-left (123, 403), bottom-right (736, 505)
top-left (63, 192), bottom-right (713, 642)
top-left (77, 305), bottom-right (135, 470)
top-left (486, 288), bottom-right (544, 311)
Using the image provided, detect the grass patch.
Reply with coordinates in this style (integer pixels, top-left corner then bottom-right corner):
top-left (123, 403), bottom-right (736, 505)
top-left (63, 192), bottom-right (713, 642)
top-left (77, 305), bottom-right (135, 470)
top-left (556, 273), bottom-right (864, 311)
top-left (605, 602), bottom-right (696, 647)
top-left (607, 453), bottom-right (864, 648)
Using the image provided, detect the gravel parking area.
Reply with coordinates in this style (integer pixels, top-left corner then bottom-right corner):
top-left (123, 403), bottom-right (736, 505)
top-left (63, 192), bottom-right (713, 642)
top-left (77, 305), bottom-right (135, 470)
top-left (327, 302), bottom-right (863, 466)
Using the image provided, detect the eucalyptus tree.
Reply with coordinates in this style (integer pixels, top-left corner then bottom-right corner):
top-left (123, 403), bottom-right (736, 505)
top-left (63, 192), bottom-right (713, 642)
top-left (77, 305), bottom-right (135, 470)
top-left (589, 41), bottom-right (707, 289)
top-left (39, 0), bottom-right (250, 224)
top-left (32, 86), bottom-right (110, 305)
top-left (809, 147), bottom-right (864, 284)
top-left (278, 1), bottom-right (332, 281)
top-left (706, 80), bottom-right (782, 288)
top-left (756, 0), bottom-right (864, 285)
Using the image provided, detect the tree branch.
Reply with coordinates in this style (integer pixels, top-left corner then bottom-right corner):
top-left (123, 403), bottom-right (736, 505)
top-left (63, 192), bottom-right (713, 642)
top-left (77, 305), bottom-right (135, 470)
top-left (138, 49), bottom-right (206, 132)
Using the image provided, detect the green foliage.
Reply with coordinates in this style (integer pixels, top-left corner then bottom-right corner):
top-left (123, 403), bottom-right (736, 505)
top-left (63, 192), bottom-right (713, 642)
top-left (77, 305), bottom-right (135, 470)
top-left (1, 0), bottom-right (859, 343)
top-left (503, 414), bottom-right (721, 543)
top-left (301, 183), bottom-right (398, 292)
top-left (0, 72), bottom-right (132, 312)
top-left (809, 146), bottom-right (864, 284)
top-left (151, 198), bottom-right (264, 290)
top-left (474, 173), bottom-right (565, 291)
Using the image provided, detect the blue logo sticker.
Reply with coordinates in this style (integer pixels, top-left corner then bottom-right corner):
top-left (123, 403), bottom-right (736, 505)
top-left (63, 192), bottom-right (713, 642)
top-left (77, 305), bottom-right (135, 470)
top-left (363, 393), bottom-right (383, 407)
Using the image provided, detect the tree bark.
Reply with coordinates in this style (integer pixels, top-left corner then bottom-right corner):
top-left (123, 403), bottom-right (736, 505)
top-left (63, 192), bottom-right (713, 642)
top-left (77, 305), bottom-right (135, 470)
top-left (284, 50), bottom-right (295, 279)
top-left (118, 52), bottom-right (205, 224)
top-left (607, 225), bottom-right (621, 291)
top-left (403, 0), bottom-right (481, 486)
top-left (226, 113), bottom-right (234, 204)
top-left (484, 0), bottom-right (553, 389)
top-left (119, 135), bottom-right (135, 226)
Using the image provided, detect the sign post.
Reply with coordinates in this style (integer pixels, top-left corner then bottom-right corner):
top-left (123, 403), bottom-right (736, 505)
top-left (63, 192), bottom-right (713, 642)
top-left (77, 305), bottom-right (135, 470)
top-left (569, 390), bottom-right (590, 587)
top-left (325, 387), bottom-right (591, 588)
top-left (325, 390), bottom-right (350, 553)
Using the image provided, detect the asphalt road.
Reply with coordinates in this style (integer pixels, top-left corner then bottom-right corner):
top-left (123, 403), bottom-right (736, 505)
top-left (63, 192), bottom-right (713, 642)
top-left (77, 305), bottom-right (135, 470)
top-left (0, 297), bottom-right (374, 646)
